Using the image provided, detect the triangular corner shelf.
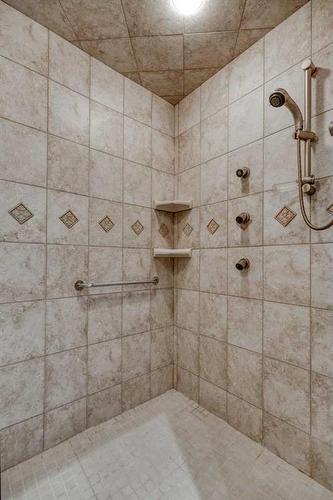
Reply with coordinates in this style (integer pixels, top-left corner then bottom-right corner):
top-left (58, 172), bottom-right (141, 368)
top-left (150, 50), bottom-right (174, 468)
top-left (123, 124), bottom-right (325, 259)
top-left (153, 248), bottom-right (192, 258)
top-left (153, 200), bottom-right (192, 213)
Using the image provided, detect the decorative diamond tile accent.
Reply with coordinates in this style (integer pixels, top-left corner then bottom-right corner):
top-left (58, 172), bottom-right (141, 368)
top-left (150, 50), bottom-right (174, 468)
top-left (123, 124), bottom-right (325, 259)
top-left (207, 219), bottom-right (220, 235)
top-left (159, 223), bottom-right (169, 237)
top-left (131, 220), bottom-right (144, 235)
top-left (59, 210), bottom-right (79, 229)
top-left (183, 223), bottom-right (193, 237)
top-left (274, 206), bottom-right (297, 227)
top-left (327, 203), bottom-right (333, 215)
top-left (99, 216), bottom-right (114, 232)
top-left (8, 203), bottom-right (33, 224)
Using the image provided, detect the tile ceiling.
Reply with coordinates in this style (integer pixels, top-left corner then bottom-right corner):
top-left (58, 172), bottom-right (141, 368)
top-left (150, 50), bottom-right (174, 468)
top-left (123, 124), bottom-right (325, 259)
top-left (4, 0), bottom-right (309, 104)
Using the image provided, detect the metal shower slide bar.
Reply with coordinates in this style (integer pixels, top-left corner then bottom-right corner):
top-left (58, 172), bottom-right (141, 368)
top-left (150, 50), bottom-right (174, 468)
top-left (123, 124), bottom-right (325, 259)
top-left (74, 276), bottom-right (159, 291)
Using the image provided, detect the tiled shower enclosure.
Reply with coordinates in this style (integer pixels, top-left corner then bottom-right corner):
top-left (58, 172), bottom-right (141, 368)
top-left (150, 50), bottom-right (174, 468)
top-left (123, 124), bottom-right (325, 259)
top-left (1, 0), bottom-right (333, 495)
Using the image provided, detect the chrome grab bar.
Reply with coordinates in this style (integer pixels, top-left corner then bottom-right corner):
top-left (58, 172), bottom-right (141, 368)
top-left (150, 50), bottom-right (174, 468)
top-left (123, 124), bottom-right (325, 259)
top-left (74, 276), bottom-right (159, 291)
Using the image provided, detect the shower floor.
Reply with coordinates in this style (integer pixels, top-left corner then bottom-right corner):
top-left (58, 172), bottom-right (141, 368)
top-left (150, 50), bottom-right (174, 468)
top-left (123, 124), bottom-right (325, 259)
top-left (2, 390), bottom-right (332, 500)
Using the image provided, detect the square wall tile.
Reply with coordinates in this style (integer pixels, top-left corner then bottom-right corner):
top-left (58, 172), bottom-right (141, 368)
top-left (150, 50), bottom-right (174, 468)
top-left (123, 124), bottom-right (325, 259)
top-left (44, 399), bottom-right (86, 450)
top-left (90, 101), bottom-right (123, 157)
top-left (176, 249), bottom-right (199, 290)
top-left (228, 297), bottom-right (262, 353)
top-left (311, 243), bottom-right (333, 309)
top-left (228, 140), bottom-right (263, 199)
top-left (151, 365), bottom-right (173, 397)
top-left (0, 358), bottom-right (44, 428)
top-left (49, 81), bottom-right (89, 146)
top-left (229, 39), bottom-right (263, 103)
top-left (228, 393), bottom-right (262, 442)
top-left (152, 95), bottom-right (174, 137)
top-left (88, 339), bottom-right (121, 393)
top-left (175, 208), bottom-right (200, 250)
top-left (311, 372), bottom-right (333, 446)
top-left (152, 170), bottom-right (174, 202)
top-left (90, 150), bottom-right (123, 202)
top-left (228, 193), bottom-right (263, 247)
top-left (199, 379), bottom-right (227, 420)
top-left (89, 247), bottom-right (122, 295)
top-left (0, 243), bottom-right (45, 303)
top-left (311, 438), bottom-right (333, 491)
top-left (123, 248), bottom-right (152, 290)
top-left (179, 88), bottom-right (200, 135)
top-left (125, 78), bottom-right (152, 126)
top-left (177, 328), bottom-right (199, 374)
top-left (201, 154), bottom-right (228, 205)
top-left (91, 58), bottom-right (124, 113)
top-left (200, 336), bottom-right (227, 389)
top-left (176, 289), bottom-right (199, 333)
top-left (312, 43), bottom-right (333, 117)
top-left (312, 110), bottom-right (333, 180)
top-left (200, 248), bottom-right (227, 294)
top-left (124, 116), bottom-right (151, 166)
top-left (228, 246), bottom-right (263, 299)
top-left (47, 190), bottom-right (88, 245)
top-left (263, 127), bottom-right (296, 190)
top-left (312, 0), bottom-right (333, 53)
top-left (201, 108), bottom-right (228, 163)
top-left (124, 161), bottom-right (151, 207)
top-left (152, 129), bottom-right (174, 174)
top-left (151, 326), bottom-right (173, 370)
top-left (152, 211), bottom-right (174, 249)
top-left (311, 177), bottom-right (333, 244)
top-left (123, 204), bottom-right (151, 248)
top-left (200, 202), bottom-right (227, 248)
top-left (122, 332), bottom-right (150, 380)
top-left (122, 290), bottom-right (150, 336)
top-left (151, 288), bottom-right (173, 330)
top-left (311, 308), bottom-right (333, 379)
top-left (89, 198), bottom-right (122, 247)
top-left (177, 366), bottom-right (198, 402)
top-left (264, 245), bottom-right (310, 305)
top-left (178, 125), bottom-right (200, 172)
top-left (45, 347), bottom-right (87, 411)
top-left (88, 293), bottom-right (122, 344)
top-left (47, 245), bottom-right (88, 298)
top-left (201, 67), bottom-right (228, 121)
top-left (122, 373), bottom-right (150, 411)
top-left (228, 345), bottom-right (262, 407)
top-left (199, 292), bottom-right (227, 342)
top-left (263, 357), bottom-right (310, 432)
top-left (87, 384), bottom-right (121, 427)
top-left (177, 166), bottom-right (200, 207)
top-left (264, 301), bottom-right (310, 369)
top-left (229, 87), bottom-right (263, 151)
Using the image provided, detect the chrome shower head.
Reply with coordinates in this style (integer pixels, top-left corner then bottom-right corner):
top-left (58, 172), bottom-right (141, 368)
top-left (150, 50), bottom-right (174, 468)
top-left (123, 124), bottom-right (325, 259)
top-left (269, 88), bottom-right (303, 131)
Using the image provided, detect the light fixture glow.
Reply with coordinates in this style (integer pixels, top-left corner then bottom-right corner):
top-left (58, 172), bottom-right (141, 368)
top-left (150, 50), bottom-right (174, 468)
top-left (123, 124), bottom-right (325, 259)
top-left (171, 0), bottom-right (204, 16)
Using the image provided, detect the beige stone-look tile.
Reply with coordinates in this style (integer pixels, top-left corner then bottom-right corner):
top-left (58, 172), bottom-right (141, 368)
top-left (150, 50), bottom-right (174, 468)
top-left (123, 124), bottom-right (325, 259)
top-left (178, 124), bottom-right (200, 172)
top-left (199, 379), bottom-right (227, 420)
top-left (312, 42), bottom-right (333, 117)
top-left (185, 0), bottom-right (244, 32)
top-left (151, 326), bottom-right (173, 370)
top-left (0, 181), bottom-right (46, 243)
top-left (228, 393), bottom-right (262, 442)
top-left (0, 358), bottom-right (44, 428)
top-left (263, 127), bottom-right (296, 191)
top-left (88, 339), bottom-right (121, 394)
top-left (184, 68), bottom-right (218, 97)
top-left (122, 332), bottom-right (150, 380)
top-left (312, 372), bottom-right (333, 446)
top-left (228, 140), bottom-right (263, 199)
top-left (132, 35), bottom-right (183, 71)
top-left (151, 365), bottom-right (173, 397)
top-left (124, 116), bottom-right (151, 166)
top-left (228, 345), bottom-right (262, 407)
top-left (200, 248), bottom-right (228, 294)
top-left (88, 293), bottom-right (122, 344)
top-left (201, 154), bottom-right (228, 205)
top-left (46, 297), bottom-right (87, 354)
top-left (122, 290), bottom-right (150, 336)
top-left (176, 249), bottom-right (199, 290)
top-left (228, 246), bottom-right (263, 299)
top-left (263, 357), bottom-right (310, 432)
top-left (264, 245), bottom-right (310, 305)
top-left (175, 208), bottom-right (200, 249)
top-left (45, 347), bottom-right (87, 411)
top-left (123, 248), bottom-right (152, 290)
top-left (312, 110), bottom-right (333, 180)
top-left (234, 28), bottom-right (270, 57)
top-left (179, 88), bottom-right (200, 135)
top-left (122, 373), bottom-right (150, 410)
top-left (48, 136), bottom-right (89, 195)
top-left (49, 32), bottom-right (89, 96)
top-left (152, 170), bottom-right (174, 201)
top-left (200, 67), bottom-right (228, 121)
top-left (176, 289), bottom-right (199, 333)
top-left (0, 415), bottom-right (43, 470)
top-left (264, 64), bottom-right (304, 137)
top-left (152, 210), bottom-right (174, 250)
top-left (241, 0), bottom-right (308, 30)
top-left (140, 70), bottom-right (183, 97)
top-left (152, 129), bottom-right (174, 174)
top-left (123, 204), bottom-right (151, 248)
top-left (124, 160), bottom-right (151, 207)
top-left (177, 165), bottom-right (200, 207)
top-left (184, 32), bottom-right (237, 70)
top-left (0, 56), bottom-right (47, 131)
top-left (90, 150), bottom-right (122, 202)
top-left (89, 247), bottom-right (122, 295)
top-left (47, 190), bottom-right (88, 245)
top-left (81, 38), bottom-right (137, 74)
top-left (312, 308), bottom-right (333, 379)
top-left (201, 108), bottom-right (228, 163)
top-left (124, 78), bottom-right (152, 126)
top-left (151, 288), bottom-right (173, 330)
top-left (152, 95), bottom-right (174, 137)
top-left (199, 292), bottom-right (227, 342)
top-left (311, 244), bottom-right (333, 310)
top-left (311, 438), bottom-right (333, 491)
top-left (0, 2), bottom-right (48, 75)
top-left (89, 198), bottom-right (122, 247)
top-left (0, 301), bottom-right (44, 367)
top-left (263, 412), bottom-right (310, 474)
top-left (177, 328), bottom-right (199, 375)
top-left (312, 0), bottom-right (333, 53)
top-left (311, 177), bottom-right (333, 244)
top-left (87, 384), bottom-right (121, 427)
top-left (91, 58), bottom-right (123, 114)
top-left (61, 0), bottom-right (128, 39)
top-left (0, 119), bottom-right (47, 186)
top-left (264, 3), bottom-right (311, 81)
top-left (44, 399), bottom-right (86, 450)
top-left (229, 86), bottom-right (263, 152)
top-left (177, 366), bottom-right (198, 401)
top-left (228, 297), bottom-right (262, 353)
top-left (47, 244), bottom-right (88, 298)
top-left (228, 193), bottom-right (263, 247)
top-left (229, 39), bottom-right (263, 103)
top-left (49, 81), bottom-right (89, 146)
top-left (200, 336), bottom-right (227, 389)
top-left (200, 203), bottom-right (227, 248)
top-left (90, 101), bottom-right (123, 157)
top-left (0, 243), bottom-right (45, 303)
top-left (264, 301), bottom-right (310, 369)
top-left (122, 0), bottom-right (183, 36)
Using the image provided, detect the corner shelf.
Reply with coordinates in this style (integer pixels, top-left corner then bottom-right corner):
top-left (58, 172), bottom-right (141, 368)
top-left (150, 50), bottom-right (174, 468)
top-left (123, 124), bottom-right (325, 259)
top-left (153, 200), bottom-right (192, 213)
top-left (153, 248), bottom-right (192, 258)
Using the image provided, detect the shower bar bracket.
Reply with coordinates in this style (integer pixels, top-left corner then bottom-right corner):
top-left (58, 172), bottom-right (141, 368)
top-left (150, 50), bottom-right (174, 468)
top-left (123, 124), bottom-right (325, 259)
top-left (74, 276), bottom-right (159, 291)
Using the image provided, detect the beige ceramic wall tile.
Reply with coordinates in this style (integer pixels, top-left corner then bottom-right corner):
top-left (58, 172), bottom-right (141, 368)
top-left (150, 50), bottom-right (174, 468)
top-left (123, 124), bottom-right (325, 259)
top-left (122, 290), bottom-right (150, 335)
top-left (151, 365), bottom-right (173, 397)
top-left (229, 39), bottom-right (264, 103)
top-left (263, 127), bottom-right (296, 190)
top-left (228, 296), bottom-right (262, 353)
top-left (175, 208), bottom-right (200, 249)
top-left (123, 248), bottom-right (152, 289)
top-left (311, 177), bottom-right (333, 244)
top-left (200, 67), bottom-right (228, 121)
top-left (87, 384), bottom-right (121, 427)
top-left (177, 328), bottom-right (199, 375)
top-left (228, 345), bottom-right (262, 407)
top-left (47, 244), bottom-right (88, 299)
top-left (200, 202), bottom-right (228, 248)
top-left (312, 0), bottom-right (333, 53)
top-left (124, 116), bottom-right (151, 166)
top-left (88, 294), bottom-right (122, 344)
top-left (123, 204), bottom-right (151, 248)
top-left (176, 366), bottom-right (199, 402)
top-left (177, 165), bottom-right (200, 207)
top-left (311, 243), bottom-right (333, 310)
top-left (47, 190), bottom-right (88, 245)
top-left (228, 193), bottom-right (263, 247)
top-left (90, 101), bottom-right (123, 157)
top-left (229, 86), bottom-right (263, 151)
top-left (152, 129), bottom-right (174, 174)
top-left (311, 437), bottom-right (333, 491)
top-left (201, 108), bottom-right (228, 163)
top-left (176, 289), bottom-right (199, 333)
top-left (178, 125), bottom-right (200, 172)
top-left (228, 140), bottom-right (263, 199)
top-left (122, 332), bottom-right (151, 381)
top-left (122, 374), bottom-right (150, 410)
top-left (200, 336), bottom-right (227, 389)
top-left (90, 150), bottom-right (123, 202)
top-left (312, 42), bottom-right (333, 117)
top-left (152, 211), bottom-right (174, 249)
top-left (199, 379), bottom-right (227, 419)
top-left (228, 246), bottom-right (263, 299)
top-left (151, 327), bottom-right (173, 370)
top-left (201, 155), bottom-right (228, 205)
top-left (151, 288), bottom-right (173, 329)
top-left (179, 88), bottom-right (200, 135)
top-left (152, 95), bottom-right (174, 137)
top-left (90, 58), bottom-right (124, 114)
top-left (312, 110), bottom-right (333, 180)
top-left (311, 372), bottom-right (333, 446)
top-left (124, 78), bottom-right (152, 126)
top-left (199, 292), bottom-right (227, 342)
top-left (311, 308), bottom-right (333, 379)
top-left (81, 38), bottom-right (137, 74)
top-left (89, 247), bottom-right (122, 296)
top-left (124, 160), bottom-right (151, 207)
top-left (227, 393), bottom-right (262, 442)
top-left (200, 248), bottom-right (227, 294)
top-left (88, 339), bottom-right (121, 393)
top-left (152, 170), bottom-right (174, 201)
top-left (89, 198), bottom-right (122, 247)
top-left (44, 399), bottom-right (86, 449)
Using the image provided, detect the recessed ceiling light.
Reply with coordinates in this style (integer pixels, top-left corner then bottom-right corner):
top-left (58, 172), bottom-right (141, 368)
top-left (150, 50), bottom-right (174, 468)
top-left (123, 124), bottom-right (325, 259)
top-left (171, 0), bottom-right (204, 16)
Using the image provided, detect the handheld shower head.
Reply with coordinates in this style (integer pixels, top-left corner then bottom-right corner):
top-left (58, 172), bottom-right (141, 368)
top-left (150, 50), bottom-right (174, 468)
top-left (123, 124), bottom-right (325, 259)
top-left (269, 88), bottom-right (303, 131)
